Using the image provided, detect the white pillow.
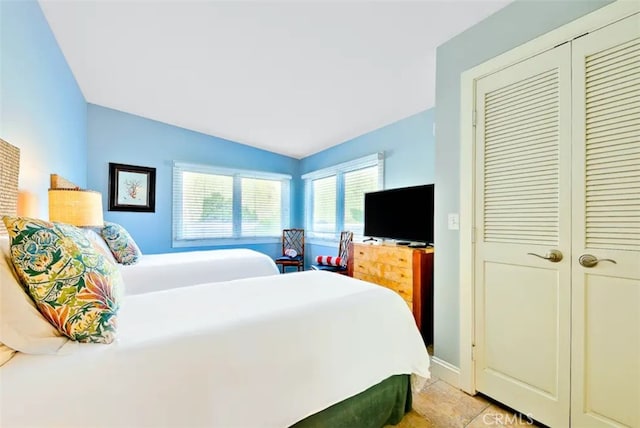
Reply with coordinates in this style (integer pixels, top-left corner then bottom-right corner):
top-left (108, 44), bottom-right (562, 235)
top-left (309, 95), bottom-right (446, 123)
top-left (0, 236), bottom-right (69, 354)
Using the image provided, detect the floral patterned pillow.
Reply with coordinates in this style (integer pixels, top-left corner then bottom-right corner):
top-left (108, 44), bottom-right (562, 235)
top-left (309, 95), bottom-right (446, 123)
top-left (2, 216), bottom-right (123, 344)
top-left (101, 222), bottom-right (141, 265)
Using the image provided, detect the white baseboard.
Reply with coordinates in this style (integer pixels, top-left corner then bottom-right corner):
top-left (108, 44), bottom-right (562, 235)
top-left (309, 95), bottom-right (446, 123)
top-left (431, 357), bottom-right (460, 388)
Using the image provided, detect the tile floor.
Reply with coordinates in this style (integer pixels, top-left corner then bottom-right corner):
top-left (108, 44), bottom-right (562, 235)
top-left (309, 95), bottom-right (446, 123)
top-left (388, 375), bottom-right (544, 428)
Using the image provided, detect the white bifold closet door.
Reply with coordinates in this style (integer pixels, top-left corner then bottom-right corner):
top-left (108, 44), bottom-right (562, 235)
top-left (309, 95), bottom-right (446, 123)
top-left (571, 14), bottom-right (639, 428)
top-left (473, 44), bottom-right (572, 428)
top-left (474, 12), bottom-right (639, 428)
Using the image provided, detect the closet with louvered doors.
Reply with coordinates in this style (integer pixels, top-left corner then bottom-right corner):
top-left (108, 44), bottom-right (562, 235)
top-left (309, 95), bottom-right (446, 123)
top-left (472, 13), bottom-right (639, 428)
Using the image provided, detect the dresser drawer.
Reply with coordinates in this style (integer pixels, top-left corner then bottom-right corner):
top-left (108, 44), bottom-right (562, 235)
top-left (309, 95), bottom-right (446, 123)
top-left (353, 262), bottom-right (412, 286)
top-left (353, 244), bottom-right (412, 269)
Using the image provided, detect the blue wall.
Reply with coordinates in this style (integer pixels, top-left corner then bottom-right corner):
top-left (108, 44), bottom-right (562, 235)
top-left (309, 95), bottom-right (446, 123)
top-left (0, 0), bottom-right (87, 217)
top-left (86, 104), bottom-right (300, 256)
top-left (299, 109), bottom-right (435, 266)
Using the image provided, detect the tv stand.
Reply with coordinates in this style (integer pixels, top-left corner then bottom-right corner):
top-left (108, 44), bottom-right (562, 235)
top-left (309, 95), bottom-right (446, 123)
top-left (362, 237), bottom-right (378, 243)
top-left (396, 241), bottom-right (410, 246)
top-left (348, 243), bottom-right (434, 344)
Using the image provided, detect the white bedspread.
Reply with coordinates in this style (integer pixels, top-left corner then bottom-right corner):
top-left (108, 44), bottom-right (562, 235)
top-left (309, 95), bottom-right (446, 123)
top-left (120, 248), bottom-right (279, 295)
top-left (0, 271), bottom-right (429, 428)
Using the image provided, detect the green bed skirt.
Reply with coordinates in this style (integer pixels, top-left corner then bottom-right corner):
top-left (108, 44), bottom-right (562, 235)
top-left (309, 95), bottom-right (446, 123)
top-left (291, 374), bottom-right (411, 428)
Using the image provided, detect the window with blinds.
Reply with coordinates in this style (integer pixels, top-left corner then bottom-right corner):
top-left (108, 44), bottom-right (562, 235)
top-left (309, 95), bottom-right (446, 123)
top-left (173, 162), bottom-right (291, 246)
top-left (303, 153), bottom-right (384, 240)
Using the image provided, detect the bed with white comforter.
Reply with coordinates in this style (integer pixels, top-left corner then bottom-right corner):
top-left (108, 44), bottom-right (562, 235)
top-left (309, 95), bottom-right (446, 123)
top-left (119, 248), bottom-right (280, 295)
top-left (0, 271), bottom-right (430, 428)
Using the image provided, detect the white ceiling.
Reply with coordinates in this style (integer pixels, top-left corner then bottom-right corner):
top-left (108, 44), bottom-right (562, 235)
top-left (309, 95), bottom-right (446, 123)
top-left (39, 0), bottom-right (510, 159)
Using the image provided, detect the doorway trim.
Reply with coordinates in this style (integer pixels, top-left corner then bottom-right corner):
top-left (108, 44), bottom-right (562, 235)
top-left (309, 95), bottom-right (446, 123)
top-left (458, 0), bottom-right (639, 394)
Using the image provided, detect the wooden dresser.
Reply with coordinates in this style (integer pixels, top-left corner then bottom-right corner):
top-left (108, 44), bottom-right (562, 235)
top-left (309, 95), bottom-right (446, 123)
top-left (348, 242), bottom-right (434, 344)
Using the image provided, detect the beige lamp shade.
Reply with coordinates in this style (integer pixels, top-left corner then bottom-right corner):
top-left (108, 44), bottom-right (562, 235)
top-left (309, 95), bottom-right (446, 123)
top-left (17, 191), bottom-right (38, 218)
top-left (48, 189), bottom-right (104, 227)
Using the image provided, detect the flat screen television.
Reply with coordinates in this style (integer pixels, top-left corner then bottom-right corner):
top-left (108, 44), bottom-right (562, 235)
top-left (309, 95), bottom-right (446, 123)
top-left (364, 184), bottom-right (434, 246)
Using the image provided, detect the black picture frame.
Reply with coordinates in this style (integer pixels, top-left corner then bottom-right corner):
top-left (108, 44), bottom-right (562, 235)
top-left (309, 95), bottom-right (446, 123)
top-left (108, 163), bottom-right (156, 212)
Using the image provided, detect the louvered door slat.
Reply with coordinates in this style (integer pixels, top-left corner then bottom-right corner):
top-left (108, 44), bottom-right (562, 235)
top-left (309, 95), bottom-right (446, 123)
top-left (586, 37), bottom-right (639, 62)
top-left (586, 37), bottom-right (639, 252)
top-left (586, 199), bottom-right (640, 207)
top-left (486, 176), bottom-right (557, 188)
top-left (587, 206), bottom-right (639, 213)
top-left (483, 69), bottom-right (560, 245)
top-left (587, 185), bottom-right (640, 195)
top-left (587, 144), bottom-right (639, 160)
top-left (485, 114), bottom-right (557, 139)
top-left (486, 159), bottom-right (557, 173)
top-left (588, 217), bottom-right (639, 223)
top-left (587, 97), bottom-right (639, 116)
top-left (587, 98), bottom-right (640, 120)
top-left (487, 166), bottom-right (558, 180)
top-left (586, 79), bottom-right (640, 103)
top-left (587, 156), bottom-right (640, 169)
top-left (486, 138), bottom-right (557, 157)
top-left (588, 77), bottom-right (639, 102)
top-left (486, 186), bottom-right (558, 197)
top-left (587, 112), bottom-right (640, 131)
top-left (486, 139), bottom-right (557, 158)
top-left (587, 91), bottom-right (636, 110)
top-left (585, 39), bottom-right (640, 72)
top-left (485, 102), bottom-right (558, 131)
top-left (485, 69), bottom-right (556, 100)
top-left (486, 150), bottom-right (553, 165)
top-left (587, 63), bottom-right (639, 88)
top-left (586, 73), bottom-right (640, 97)
top-left (587, 105), bottom-right (640, 125)
top-left (485, 92), bottom-right (557, 121)
top-left (587, 117), bottom-right (638, 137)
top-left (485, 81), bottom-right (557, 108)
top-left (486, 200), bottom-right (557, 208)
top-left (588, 164), bottom-right (638, 176)
top-left (587, 174), bottom-right (638, 185)
top-left (587, 129), bottom-right (637, 147)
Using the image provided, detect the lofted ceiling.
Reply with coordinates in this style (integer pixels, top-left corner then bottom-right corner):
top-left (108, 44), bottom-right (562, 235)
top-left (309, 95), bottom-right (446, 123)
top-left (39, 0), bottom-right (510, 159)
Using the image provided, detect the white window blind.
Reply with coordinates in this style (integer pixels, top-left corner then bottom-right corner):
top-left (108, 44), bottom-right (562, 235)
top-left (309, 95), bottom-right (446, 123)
top-left (173, 162), bottom-right (291, 246)
top-left (344, 166), bottom-right (379, 235)
top-left (312, 176), bottom-right (336, 233)
top-left (303, 153), bottom-right (384, 240)
top-left (180, 171), bottom-right (233, 239)
top-left (241, 177), bottom-right (282, 237)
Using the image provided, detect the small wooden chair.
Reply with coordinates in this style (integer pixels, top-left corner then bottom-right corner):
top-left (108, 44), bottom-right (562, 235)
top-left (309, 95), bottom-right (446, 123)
top-left (310, 231), bottom-right (353, 275)
top-left (275, 228), bottom-right (305, 273)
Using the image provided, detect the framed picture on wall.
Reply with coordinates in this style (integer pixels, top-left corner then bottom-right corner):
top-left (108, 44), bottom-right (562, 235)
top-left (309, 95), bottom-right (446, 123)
top-left (108, 162), bottom-right (156, 212)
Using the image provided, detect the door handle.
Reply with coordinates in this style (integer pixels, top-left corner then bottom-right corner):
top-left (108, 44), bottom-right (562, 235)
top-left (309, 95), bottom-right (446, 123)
top-left (527, 249), bottom-right (563, 263)
top-left (578, 254), bottom-right (617, 268)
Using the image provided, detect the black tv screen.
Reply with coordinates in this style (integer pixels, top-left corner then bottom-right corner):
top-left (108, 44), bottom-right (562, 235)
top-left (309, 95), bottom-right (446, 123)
top-left (364, 184), bottom-right (434, 245)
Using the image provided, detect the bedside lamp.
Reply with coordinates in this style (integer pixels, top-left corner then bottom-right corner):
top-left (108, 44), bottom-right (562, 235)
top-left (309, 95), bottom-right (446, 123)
top-left (48, 188), bottom-right (104, 227)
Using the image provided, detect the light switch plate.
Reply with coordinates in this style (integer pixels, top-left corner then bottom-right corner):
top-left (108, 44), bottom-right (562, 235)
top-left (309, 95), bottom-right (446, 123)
top-left (448, 213), bottom-right (460, 230)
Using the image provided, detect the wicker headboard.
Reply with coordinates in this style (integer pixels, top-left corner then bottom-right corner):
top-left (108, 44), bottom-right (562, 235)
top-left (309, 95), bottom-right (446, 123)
top-left (0, 139), bottom-right (20, 235)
